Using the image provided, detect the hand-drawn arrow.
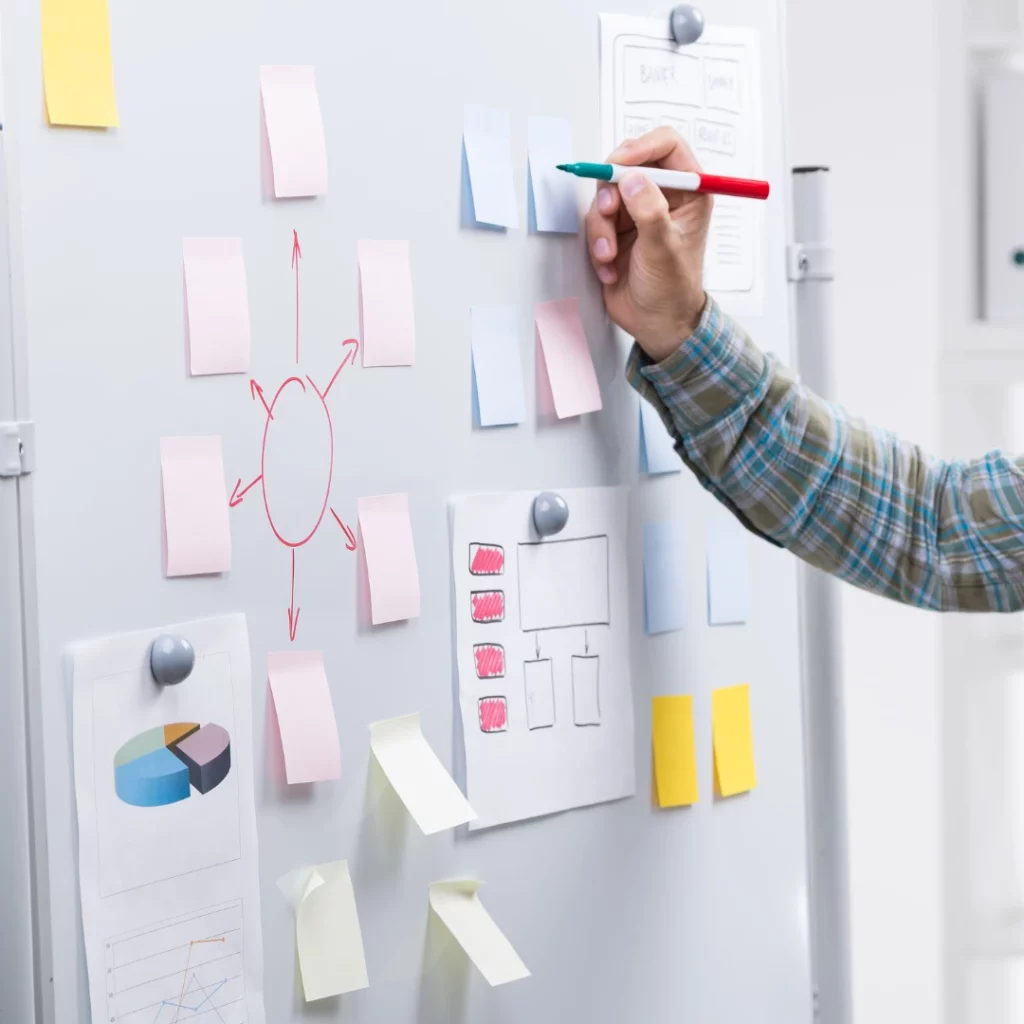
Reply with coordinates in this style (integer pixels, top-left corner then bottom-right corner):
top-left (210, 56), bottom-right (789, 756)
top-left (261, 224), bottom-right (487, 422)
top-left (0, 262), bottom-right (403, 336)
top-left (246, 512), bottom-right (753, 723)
top-left (585, 629), bottom-right (590, 654)
top-left (250, 379), bottom-right (273, 419)
top-left (228, 474), bottom-right (262, 508)
top-left (321, 338), bottom-right (360, 401)
top-left (535, 633), bottom-right (541, 659)
top-left (287, 549), bottom-right (300, 642)
top-left (330, 508), bottom-right (357, 551)
top-left (291, 229), bottom-right (302, 364)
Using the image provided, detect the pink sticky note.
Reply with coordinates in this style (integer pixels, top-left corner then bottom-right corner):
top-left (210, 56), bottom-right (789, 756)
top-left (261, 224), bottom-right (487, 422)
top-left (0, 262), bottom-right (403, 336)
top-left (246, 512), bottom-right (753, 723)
top-left (160, 436), bottom-right (231, 576)
top-left (267, 651), bottom-right (342, 784)
top-left (535, 298), bottom-right (603, 418)
top-left (357, 493), bottom-right (421, 624)
top-left (358, 240), bottom-right (415, 367)
top-left (183, 238), bottom-right (251, 375)
top-left (259, 66), bottom-right (328, 198)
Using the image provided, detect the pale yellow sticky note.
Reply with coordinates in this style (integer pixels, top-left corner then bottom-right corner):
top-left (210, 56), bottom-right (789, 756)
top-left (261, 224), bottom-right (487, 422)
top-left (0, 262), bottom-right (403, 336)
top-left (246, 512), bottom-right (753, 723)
top-left (369, 713), bottom-right (476, 834)
top-left (652, 695), bottom-right (699, 808)
top-left (277, 861), bottom-right (368, 1001)
top-left (428, 880), bottom-right (530, 986)
top-left (41, 0), bottom-right (119, 128)
top-left (711, 683), bottom-right (758, 797)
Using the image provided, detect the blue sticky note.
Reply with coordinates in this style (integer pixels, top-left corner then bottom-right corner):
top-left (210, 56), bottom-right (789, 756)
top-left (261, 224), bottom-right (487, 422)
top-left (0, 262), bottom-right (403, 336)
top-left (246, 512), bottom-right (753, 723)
top-left (527, 115), bottom-right (579, 234)
top-left (471, 305), bottom-right (526, 426)
top-left (707, 512), bottom-right (751, 625)
top-left (643, 521), bottom-right (686, 635)
top-left (639, 400), bottom-right (681, 475)
top-left (463, 104), bottom-right (518, 229)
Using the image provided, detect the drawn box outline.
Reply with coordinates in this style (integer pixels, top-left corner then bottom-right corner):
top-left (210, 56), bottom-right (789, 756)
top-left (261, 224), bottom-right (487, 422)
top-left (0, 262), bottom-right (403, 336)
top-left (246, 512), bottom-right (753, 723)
top-left (571, 654), bottom-right (601, 728)
top-left (524, 655), bottom-right (557, 729)
top-left (516, 534), bottom-right (611, 633)
top-left (470, 589), bottom-right (505, 624)
top-left (473, 642), bottom-right (505, 679)
top-left (478, 695), bottom-right (509, 734)
top-left (468, 542), bottom-right (505, 576)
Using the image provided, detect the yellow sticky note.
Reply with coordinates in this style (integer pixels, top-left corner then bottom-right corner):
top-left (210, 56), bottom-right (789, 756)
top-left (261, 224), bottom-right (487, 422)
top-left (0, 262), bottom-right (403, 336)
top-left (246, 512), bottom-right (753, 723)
top-left (41, 0), bottom-right (119, 128)
top-left (651, 695), bottom-right (698, 807)
top-left (712, 684), bottom-right (757, 796)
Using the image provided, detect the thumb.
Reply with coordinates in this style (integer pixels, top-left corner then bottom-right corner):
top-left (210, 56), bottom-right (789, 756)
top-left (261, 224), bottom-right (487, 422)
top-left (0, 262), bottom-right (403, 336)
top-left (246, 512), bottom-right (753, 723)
top-left (618, 171), bottom-right (672, 243)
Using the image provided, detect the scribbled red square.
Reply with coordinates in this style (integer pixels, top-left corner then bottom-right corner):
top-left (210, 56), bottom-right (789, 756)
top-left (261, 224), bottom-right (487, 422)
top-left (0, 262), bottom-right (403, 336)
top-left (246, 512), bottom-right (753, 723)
top-left (469, 543), bottom-right (504, 575)
top-left (471, 590), bottom-right (504, 623)
top-left (478, 696), bottom-right (508, 733)
top-left (474, 643), bottom-right (505, 678)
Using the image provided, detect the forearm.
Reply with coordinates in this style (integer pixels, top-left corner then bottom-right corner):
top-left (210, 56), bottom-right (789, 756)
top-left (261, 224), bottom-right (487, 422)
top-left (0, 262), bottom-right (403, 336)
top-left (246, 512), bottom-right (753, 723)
top-left (629, 299), bottom-right (1024, 612)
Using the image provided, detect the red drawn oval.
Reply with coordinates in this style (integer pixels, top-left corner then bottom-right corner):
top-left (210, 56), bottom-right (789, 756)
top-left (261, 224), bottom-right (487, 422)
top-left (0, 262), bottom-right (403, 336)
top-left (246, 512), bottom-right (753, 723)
top-left (260, 376), bottom-right (334, 548)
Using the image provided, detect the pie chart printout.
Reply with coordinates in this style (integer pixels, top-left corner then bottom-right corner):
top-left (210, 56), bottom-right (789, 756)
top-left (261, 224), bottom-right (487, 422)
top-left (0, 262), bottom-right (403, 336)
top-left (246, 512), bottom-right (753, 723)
top-left (114, 722), bottom-right (232, 807)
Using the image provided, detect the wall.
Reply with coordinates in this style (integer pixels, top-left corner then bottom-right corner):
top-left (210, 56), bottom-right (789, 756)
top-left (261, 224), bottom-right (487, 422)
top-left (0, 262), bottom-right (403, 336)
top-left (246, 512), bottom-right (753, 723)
top-left (785, 1), bottom-right (944, 1022)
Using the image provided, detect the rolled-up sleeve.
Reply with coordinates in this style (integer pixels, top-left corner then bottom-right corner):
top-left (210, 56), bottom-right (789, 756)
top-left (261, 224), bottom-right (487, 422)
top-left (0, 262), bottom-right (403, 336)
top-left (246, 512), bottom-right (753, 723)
top-left (628, 297), bottom-right (1024, 611)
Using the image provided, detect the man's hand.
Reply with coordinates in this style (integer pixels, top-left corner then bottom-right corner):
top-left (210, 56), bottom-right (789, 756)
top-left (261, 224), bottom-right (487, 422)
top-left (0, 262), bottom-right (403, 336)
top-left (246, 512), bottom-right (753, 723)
top-left (585, 127), bottom-right (712, 363)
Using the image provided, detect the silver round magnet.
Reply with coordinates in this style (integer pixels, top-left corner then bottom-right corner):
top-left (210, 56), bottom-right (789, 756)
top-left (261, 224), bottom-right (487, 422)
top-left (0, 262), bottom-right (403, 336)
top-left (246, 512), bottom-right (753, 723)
top-left (149, 633), bottom-right (195, 685)
top-left (532, 492), bottom-right (569, 538)
top-left (669, 3), bottom-right (705, 45)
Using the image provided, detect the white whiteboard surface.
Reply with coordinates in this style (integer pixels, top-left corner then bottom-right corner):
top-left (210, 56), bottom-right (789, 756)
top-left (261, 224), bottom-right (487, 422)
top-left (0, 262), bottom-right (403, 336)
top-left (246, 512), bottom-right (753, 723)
top-left (5, 0), bottom-right (811, 1020)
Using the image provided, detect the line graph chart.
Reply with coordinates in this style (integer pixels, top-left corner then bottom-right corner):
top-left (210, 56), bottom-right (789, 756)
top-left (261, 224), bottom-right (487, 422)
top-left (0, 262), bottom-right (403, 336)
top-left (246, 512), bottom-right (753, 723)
top-left (104, 900), bottom-right (247, 1023)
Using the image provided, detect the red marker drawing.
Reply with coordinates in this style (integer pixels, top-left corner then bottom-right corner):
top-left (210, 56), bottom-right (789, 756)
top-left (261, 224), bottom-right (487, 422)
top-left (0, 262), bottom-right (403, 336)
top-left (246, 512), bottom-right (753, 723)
top-left (291, 229), bottom-right (302, 364)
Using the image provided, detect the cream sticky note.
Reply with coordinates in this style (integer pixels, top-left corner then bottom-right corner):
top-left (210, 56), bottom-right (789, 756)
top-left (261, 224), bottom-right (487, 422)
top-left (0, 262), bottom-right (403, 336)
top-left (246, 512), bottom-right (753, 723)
top-left (358, 241), bottom-right (415, 367)
top-left (652, 695), bottom-right (699, 807)
top-left (463, 104), bottom-right (518, 228)
top-left (278, 861), bottom-right (368, 1001)
top-left (357, 493), bottom-right (420, 624)
top-left (41, 0), bottom-right (118, 127)
top-left (471, 304), bottom-right (525, 426)
top-left (267, 651), bottom-right (341, 784)
top-left (260, 66), bottom-right (328, 198)
top-left (183, 238), bottom-right (251, 376)
top-left (369, 714), bottom-right (475, 833)
top-left (160, 436), bottom-right (231, 576)
top-left (711, 684), bottom-right (758, 796)
top-left (527, 115), bottom-right (578, 234)
top-left (428, 880), bottom-right (530, 986)
top-left (535, 298), bottom-right (602, 418)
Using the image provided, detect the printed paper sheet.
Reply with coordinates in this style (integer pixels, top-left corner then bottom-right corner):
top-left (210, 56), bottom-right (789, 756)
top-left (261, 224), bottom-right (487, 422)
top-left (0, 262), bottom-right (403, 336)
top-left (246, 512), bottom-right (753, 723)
top-left (451, 487), bottom-right (635, 829)
top-left (71, 614), bottom-right (265, 1024)
top-left (600, 16), bottom-right (763, 315)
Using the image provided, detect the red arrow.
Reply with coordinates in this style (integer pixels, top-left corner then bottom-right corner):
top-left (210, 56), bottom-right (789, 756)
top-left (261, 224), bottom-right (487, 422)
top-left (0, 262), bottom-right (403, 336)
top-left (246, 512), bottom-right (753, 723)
top-left (250, 379), bottom-right (273, 419)
top-left (330, 508), bottom-right (357, 551)
top-left (287, 549), bottom-right (300, 641)
top-left (291, 229), bottom-right (302, 364)
top-left (321, 338), bottom-right (361, 400)
top-left (229, 474), bottom-right (262, 508)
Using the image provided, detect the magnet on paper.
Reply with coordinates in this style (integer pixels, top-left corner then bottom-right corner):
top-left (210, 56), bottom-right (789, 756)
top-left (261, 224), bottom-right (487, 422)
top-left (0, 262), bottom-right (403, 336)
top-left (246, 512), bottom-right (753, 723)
top-left (149, 634), bottom-right (195, 685)
top-left (531, 491), bottom-right (569, 538)
top-left (669, 3), bottom-right (705, 45)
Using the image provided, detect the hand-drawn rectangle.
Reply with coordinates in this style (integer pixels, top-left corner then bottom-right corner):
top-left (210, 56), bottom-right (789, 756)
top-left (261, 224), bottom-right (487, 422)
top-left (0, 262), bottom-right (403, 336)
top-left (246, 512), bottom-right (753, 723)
top-left (523, 659), bottom-right (555, 730)
top-left (517, 536), bottom-right (609, 632)
top-left (471, 591), bottom-right (505, 623)
top-left (474, 644), bottom-right (505, 679)
top-left (478, 697), bottom-right (508, 733)
top-left (469, 543), bottom-right (505, 575)
top-left (571, 655), bottom-right (600, 726)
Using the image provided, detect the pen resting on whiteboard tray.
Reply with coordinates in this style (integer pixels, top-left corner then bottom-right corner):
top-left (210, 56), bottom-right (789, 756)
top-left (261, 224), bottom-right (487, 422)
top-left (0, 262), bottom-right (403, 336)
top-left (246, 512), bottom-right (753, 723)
top-left (590, 127), bottom-right (1024, 612)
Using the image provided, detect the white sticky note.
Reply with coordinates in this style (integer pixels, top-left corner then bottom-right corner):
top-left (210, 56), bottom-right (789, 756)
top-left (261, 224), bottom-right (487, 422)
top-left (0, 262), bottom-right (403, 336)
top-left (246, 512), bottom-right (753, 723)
top-left (260, 65), bottom-right (328, 198)
top-left (429, 880), bottom-right (530, 986)
top-left (357, 493), bottom-right (421, 624)
top-left (369, 713), bottom-right (476, 833)
top-left (463, 104), bottom-right (518, 228)
top-left (707, 512), bottom-right (752, 625)
top-left (267, 651), bottom-right (341, 784)
top-left (160, 436), bottom-right (231, 577)
top-left (527, 115), bottom-right (578, 234)
top-left (183, 237), bottom-right (251, 376)
top-left (639, 399), bottom-right (681, 475)
top-left (358, 240), bottom-right (416, 367)
top-left (278, 861), bottom-right (368, 1001)
top-left (471, 305), bottom-right (525, 426)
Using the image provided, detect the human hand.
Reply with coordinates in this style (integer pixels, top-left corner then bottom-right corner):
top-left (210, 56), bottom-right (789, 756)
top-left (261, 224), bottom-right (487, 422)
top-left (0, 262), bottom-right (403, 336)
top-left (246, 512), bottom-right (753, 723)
top-left (585, 127), bottom-right (712, 362)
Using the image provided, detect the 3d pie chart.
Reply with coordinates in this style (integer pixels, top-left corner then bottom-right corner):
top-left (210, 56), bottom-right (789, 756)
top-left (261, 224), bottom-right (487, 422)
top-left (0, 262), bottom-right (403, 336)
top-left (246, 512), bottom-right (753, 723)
top-left (114, 722), bottom-right (231, 807)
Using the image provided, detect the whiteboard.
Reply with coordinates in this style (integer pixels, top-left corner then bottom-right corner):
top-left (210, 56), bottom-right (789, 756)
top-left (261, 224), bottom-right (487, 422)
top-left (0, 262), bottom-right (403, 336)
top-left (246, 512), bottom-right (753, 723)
top-left (4, 0), bottom-right (812, 1019)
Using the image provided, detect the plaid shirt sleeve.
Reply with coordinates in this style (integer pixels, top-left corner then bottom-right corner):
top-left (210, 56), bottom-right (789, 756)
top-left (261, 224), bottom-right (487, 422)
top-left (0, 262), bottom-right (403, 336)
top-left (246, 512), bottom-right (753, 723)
top-left (627, 296), bottom-right (1024, 612)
